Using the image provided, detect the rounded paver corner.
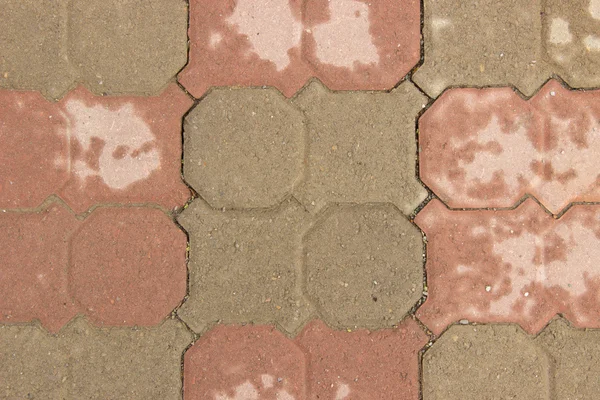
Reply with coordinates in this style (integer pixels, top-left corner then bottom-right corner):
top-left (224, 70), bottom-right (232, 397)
top-left (304, 204), bottom-right (424, 330)
top-left (183, 87), bottom-right (306, 209)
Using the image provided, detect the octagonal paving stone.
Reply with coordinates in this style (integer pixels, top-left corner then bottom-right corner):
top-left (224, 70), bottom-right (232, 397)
top-left (304, 204), bottom-right (424, 330)
top-left (184, 324), bottom-right (306, 400)
top-left (419, 80), bottom-right (600, 214)
top-left (0, 84), bottom-right (191, 212)
top-left (177, 199), bottom-right (313, 335)
top-left (423, 324), bottom-right (550, 400)
top-left (183, 87), bottom-right (305, 210)
top-left (0, 317), bottom-right (191, 399)
top-left (296, 318), bottom-right (428, 400)
top-left (0, 202), bottom-right (187, 332)
top-left (179, 0), bottom-right (420, 98)
top-left (416, 199), bottom-right (600, 336)
top-left (69, 207), bottom-right (187, 327)
top-left (0, 0), bottom-right (188, 100)
top-left (536, 317), bottom-right (600, 399)
top-left (292, 80), bottom-right (428, 215)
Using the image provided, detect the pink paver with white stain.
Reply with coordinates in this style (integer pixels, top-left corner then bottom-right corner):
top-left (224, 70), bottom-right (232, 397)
top-left (420, 79), bottom-right (600, 214)
top-left (0, 84), bottom-right (191, 212)
top-left (415, 198), bottom-right (600, 335)
top-left (184, 325), bottom-right (306, 400)
top-left (179, 0), bottom-right (420, 98)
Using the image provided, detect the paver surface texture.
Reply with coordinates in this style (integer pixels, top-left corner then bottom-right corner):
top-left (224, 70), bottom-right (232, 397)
top-left (3, 0), bottom-right (600, 398)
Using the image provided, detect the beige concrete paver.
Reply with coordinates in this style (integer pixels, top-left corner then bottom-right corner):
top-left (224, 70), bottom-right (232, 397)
top-left (0, 0), bottom-right (188, 100)
top-left (304, 204), bottom-right (423, 330)
top-left (0, 1), bottom-right (73, 100)
top-left (293, 80), bottom-right (428, 215)
top-left (423, 324), bottom-right (550, 400)
top-left (68, 0), bottom-right (188, 96)
top-left (414, 0), bottom-right (550, 97)
top-left (537, 318), bottom-right (600, 399)
top-left (177, 199), bottom-right (313, 335)
top-left (0, 317), bottom-right (191, 399)
top-left (183, 88), bottom-right (305, 209)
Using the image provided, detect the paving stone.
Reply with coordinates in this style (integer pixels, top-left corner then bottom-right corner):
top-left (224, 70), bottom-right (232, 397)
top-left (296, 318), bottom-right (427, 400)
top-left (180, 0), bottom-right (421, 98)
top-left (178, 0), bottom-right (311, 98)
top-left (0, 0), bottom-right (74, 100)
top-left (416, 199), bottom-right (600, 335)
top-left (302, 0), bottom-right (421, 91)
top-left (423, 324), bottom-right (550, 400)
top-left (537, 317), bottom-right (600, 399)
top-left (177, 199), bottom-right (313, 334)
top-left (0, 84), bottom-right (191, 212)
top-left (0, 323), bottom-right (68, 399)
top-left (69, 207), bottom-right (187, 327)
top-left (0, 202), bottom-right (186, 331)
top-left (0, 1), bottom-right (187, 99)
top-left (419, 80), bottom-right (600, 213)
top-left (544, 0), bottom-right (600, 88)
top-left (184, 324), bottom-right (306, 400)
top-left (183, 88), bottom-right (305, 209)
top-left (0, 204), bottom-right (79, 332)
top-left (65, 317), bottom-right (191, 399)
top-left (304, 204), bottom-right (423, 330)
top-left (67, 0), bottom-right (188, 96)
top-left (293, 80), bottom-right (427, 214)
top-left (0, 317), bottom-right (191, 399)
top-left (0, 90), bottom-right (70, 209)
top-left (414, 0), bottom-right (550, 97)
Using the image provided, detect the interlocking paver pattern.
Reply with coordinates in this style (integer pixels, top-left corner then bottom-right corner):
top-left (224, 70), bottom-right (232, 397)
top-left (0, 317), bottom-right (191, 399)
top-left (416, 199), bottom-right (600, 335)
top-left (0, 0), bottom-right (188, 99)
top-left (0, 84), bottom-right (191, 212)
top-left (5, 0), bottom-right (600, 397)
top-left (179, 0), bottom-right (420, 98)
top-left (184, 319), bottom-right (426, 399)
top-left (415, 0), bottom-right (600, 97)
top-left (0, 202), bottom-right (186, 332)
top-left (420, 80), bottom-right (600, 214)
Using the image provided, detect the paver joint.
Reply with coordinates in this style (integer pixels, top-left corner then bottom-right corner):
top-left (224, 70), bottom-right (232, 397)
top-left (3, 0), bottom-right (600, 398)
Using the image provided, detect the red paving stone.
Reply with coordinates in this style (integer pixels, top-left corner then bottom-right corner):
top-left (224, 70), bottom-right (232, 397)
top-left (0, 203), bottom-right (186, 332)
top-left (302, 0), bottom-right (420, 92)
top-left (179, 0), bottom-right (420, 98)
top-left (184, 320), bottom-right (427, 400)
top-left (184, 325), bottom-right (306, 400)
top-left (420, 79), bottom-right (600, 214)
top-left (296, 319), bottom-right (427, 400)
top-left (416, 198), bottom-right (600, 335)
top-left (69, 207), bottom-right (187, 327)
top-left (0, 204), bottom-right (78, 332)
top-left (0, 84), bottom-right (192, 212)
